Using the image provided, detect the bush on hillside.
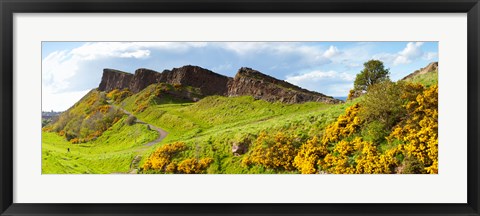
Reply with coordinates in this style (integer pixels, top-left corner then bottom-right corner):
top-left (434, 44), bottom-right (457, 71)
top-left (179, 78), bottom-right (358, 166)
top-left (293, 136), bottom-right (327, 174)
top-left (242, 132), bottom-right (300, 171)
top-left (359, 80), bottom-right (405, 130)
top-left (388, 85), bottom-right (438, 174)
top-left (125, 115), bottom-right (137, 126)
top-left (143, 142), bottom-right (187, 172)
top-left (176, 158), bottom-right (214, 174)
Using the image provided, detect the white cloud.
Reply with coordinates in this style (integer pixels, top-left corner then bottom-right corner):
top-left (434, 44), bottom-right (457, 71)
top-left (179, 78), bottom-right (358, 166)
top-left (118, 50), bottom-right (151, 58)
top-left (286, 70), bottom-right (355, 96)
top-left (423, 52), bottom-right (438, 61)
top-left (374, 42), bottom-right (425, 66)
top-left (323, 46), bottom-right (341, 58)
top-left (43, 42), bottom-right (207, 93)
top-left (286, 70), bottom-right (355, 83)
top-left (219, 42), bottom-right (334, 65)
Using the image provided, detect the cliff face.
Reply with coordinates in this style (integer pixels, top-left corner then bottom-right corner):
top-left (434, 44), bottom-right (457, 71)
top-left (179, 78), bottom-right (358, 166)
top-left (228, 67), bottom-right (341, 104)
top-left (159, 66), bottom-right (232, 96)
top-left (98, 66), bottom-right (341, 104)
top-left (98, 69), bottom-right (134, 92)
top-left (98, 66), bottom-right (231, 95)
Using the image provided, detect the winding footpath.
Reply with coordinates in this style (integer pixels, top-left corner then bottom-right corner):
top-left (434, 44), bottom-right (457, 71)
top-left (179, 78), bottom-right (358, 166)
top-left (109, 103), bottom-right (168, 174)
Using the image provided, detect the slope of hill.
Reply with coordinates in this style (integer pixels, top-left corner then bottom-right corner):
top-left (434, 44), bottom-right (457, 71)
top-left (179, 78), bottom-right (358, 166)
top-left (43, 90), bottom-right (126, 143)
top-left (43, 65), bottom-right (348, 174)
top-left (43, 63), bottom-right (438, 174)
top-left (402, 62), bottom-right (438, 87)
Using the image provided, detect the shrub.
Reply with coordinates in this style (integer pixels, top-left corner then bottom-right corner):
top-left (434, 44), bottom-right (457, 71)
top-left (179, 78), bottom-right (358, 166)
top-left (143, 142), bottom-right (187, 172)
top-left (322, 103), bottom-right (363, 145)
top-left (177, 158), bottom-right (214, 174)
top-left (293, 136), bottom-right (326, 174)
top-left (388, 85), bottom-right (438, 174)
top-left (318, 137), bottom-right (400, 174)
top-left (125, 115), bottom-right (137, 126)
top-left (165, 162), bottom-right (177, 173)
top-left (107, 89), bottom-right (132, 103)
top-left (361, 120), bottom-right (389, 144)
top-left (242, 132), bottom-right (299, 171)
top-left (359, 80), bottom-right (405, 130)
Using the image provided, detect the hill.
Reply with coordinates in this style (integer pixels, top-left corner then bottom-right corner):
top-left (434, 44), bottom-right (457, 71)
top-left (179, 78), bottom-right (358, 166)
top-left (401, 62), bottom-right (438, 87)
top-left (43, 62), bottom-right (438, 174)
top-left (98, 65), bottom-right (341, 104)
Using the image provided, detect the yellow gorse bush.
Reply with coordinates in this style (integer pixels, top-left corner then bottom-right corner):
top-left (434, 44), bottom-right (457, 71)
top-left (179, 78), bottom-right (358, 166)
top-left (319, 139), bottom-right (357, 174)
top-left (143, 142), bottom-right (187, 171)
top-left (106, 89), bottom-right (132, 103)
top-left (388, 85), bottom-right (438, 174)
top-left (322, 103), bottom-right (363, 145)
top-left (176, 158), bottom-right (214, 174)
top-left (318, 137), bottom-right (400, 174)
top-left (242, 132), bottom-right (298, 171)
top-left (293, 136), bottom-right (327, 174)
top-left (354, 140), bottom-right (399, 174)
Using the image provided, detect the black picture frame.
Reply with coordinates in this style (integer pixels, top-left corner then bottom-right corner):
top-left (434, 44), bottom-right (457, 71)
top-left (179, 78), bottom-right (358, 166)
top-left (1, 0), bottom-right (479, 215)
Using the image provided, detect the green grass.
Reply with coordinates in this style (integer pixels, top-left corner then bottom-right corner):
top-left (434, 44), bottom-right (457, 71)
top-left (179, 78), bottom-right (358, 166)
top-left (121, 92), bottom-right (356, 173)
top-left (43, 82), bottom-right (356, 174)
top-left (404, 70), bottom-right (438, 87)
top-left (42, 116), bottom-right (158, 174)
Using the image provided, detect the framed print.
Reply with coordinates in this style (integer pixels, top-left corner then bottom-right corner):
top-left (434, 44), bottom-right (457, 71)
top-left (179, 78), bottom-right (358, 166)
top-left (1, 0), bottom-right (479, 215)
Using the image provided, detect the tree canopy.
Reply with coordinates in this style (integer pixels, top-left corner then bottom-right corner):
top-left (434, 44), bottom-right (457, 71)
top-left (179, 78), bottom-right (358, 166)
top-left (353, 60), bottom-right (390, 92)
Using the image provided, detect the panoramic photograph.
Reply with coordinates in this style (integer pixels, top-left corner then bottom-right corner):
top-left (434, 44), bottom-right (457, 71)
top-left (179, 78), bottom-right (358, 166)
top-left (41, 42), bottom-right (438, 174)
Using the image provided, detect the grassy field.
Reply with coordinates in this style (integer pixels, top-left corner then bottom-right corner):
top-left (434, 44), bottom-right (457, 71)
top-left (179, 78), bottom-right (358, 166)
top-left (42, 116), bottom-right (158, 174)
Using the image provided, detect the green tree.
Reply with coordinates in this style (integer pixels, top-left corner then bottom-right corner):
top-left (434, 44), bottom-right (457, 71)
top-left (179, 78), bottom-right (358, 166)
top-left (359, 81), bottom-right (404, 129)
top-left (354, 60), bottom-right (390, 93)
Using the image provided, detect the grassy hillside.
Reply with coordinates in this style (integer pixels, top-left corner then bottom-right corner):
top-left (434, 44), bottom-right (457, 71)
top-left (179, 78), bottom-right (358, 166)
top-left (43, 71), bottom-right (437, 174)
top-left (42, 116), bottom-right (158, 174)
top-left (43, 83), bottom-right (352, 174)
top-left (404, 69), bottom-right (438, 88)
top-left (44, 90), bottom-right (125, 143)
top-left (118, 86), bottom-right (356, 173)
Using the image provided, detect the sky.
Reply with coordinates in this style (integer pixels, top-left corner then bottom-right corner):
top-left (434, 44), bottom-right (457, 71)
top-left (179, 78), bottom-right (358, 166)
top-left (42, 41), bottom-right (438, 112)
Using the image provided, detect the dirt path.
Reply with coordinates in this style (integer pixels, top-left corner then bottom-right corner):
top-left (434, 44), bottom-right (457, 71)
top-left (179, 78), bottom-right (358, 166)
top-left (109, 103), bottom-right (169, 174)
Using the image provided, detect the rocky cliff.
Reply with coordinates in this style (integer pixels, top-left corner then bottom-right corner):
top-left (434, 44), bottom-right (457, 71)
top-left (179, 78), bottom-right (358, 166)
top-left (98, 66), bottom-right (231, 95)
top-left (98, 69), bottom-right (133, 92)
top-left (98, 65), bottom-right (341, 104)
top-left (228, 67), bottom-right (340, 104)
top-left (159, 65), bottom-right (232, 96)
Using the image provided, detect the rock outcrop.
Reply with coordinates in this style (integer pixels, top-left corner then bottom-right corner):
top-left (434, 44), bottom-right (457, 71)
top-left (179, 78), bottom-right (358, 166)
top-left (98, 66), bottom-right (231, 95)
top-left (130, 68), bottom-right (163, 93)
top-left (158, 65), bottom-right (232, 96)
top-left (228, 67), bottom-right (341, 104)
top-left (401, 62), bottom-right (438, 81)
top-left (98, 65), bottom-right (342, 104)
top-left (98, 69), bottom-right (133, 92)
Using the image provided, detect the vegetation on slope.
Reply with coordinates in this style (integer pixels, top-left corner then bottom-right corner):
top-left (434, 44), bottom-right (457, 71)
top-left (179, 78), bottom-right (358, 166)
top-left (404, 69), bottom-right (438, 88)
top-left (42, 61), bottom-right (438, 174)
top-left (43, 90), bottom-right (125, 143)
top-left (42, 115), bottom-right (158, 174)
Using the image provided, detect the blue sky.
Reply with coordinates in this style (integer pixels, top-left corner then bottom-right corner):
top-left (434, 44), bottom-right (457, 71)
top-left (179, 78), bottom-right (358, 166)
top-left (42, 41), bottom-right (438, 111)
